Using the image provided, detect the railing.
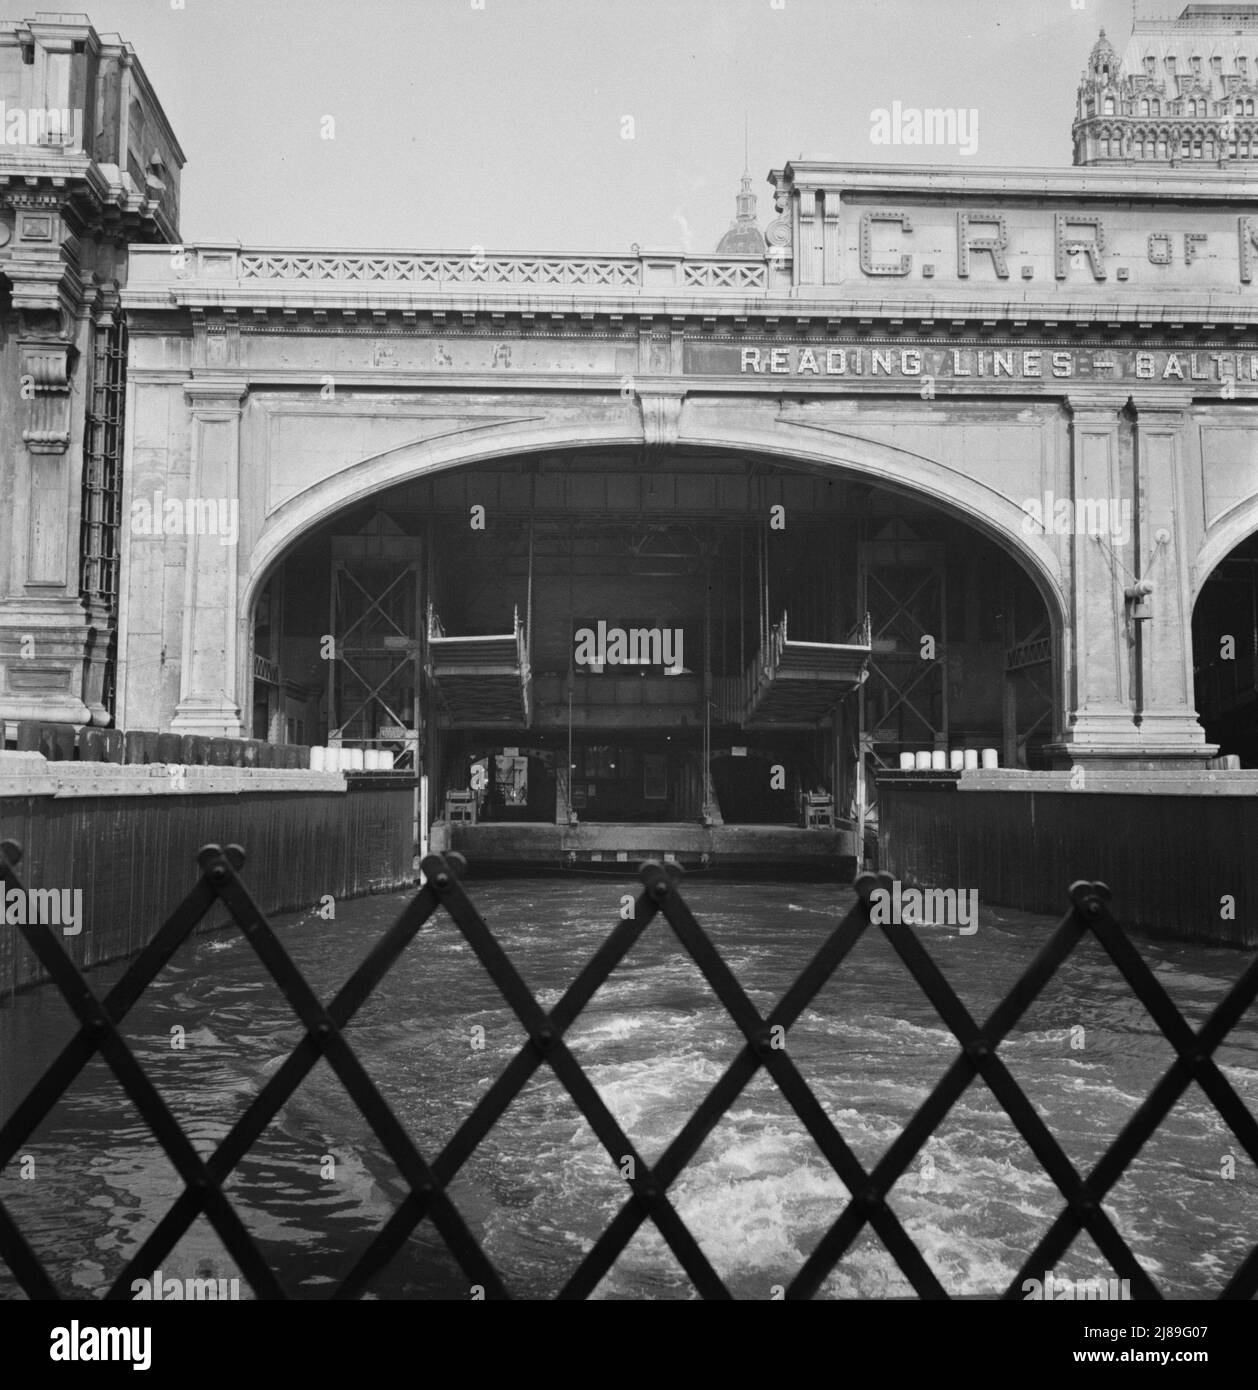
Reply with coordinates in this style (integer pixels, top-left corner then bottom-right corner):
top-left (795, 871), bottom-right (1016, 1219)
top-left (131, 245), bottom-right (783, 295)
top-left (252, 653), bottom-right (280, 684)
top-left (2, 840), bottom-right (1255, 1299)
top-left (1006, 634), bottom-right (1051, 672)
top-left (713, 612), bottom-right (873, 726)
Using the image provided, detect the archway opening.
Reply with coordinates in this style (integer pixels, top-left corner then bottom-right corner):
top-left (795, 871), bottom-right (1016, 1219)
top-left (1193, 530), bottom-right (1258, 765)
top-left (248, 447), bottom-right (1056, 851)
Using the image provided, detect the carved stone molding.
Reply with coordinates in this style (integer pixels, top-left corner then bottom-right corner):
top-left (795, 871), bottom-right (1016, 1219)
top-left (184, 377), bottom-right (248, 413)
top-left (19, 344), bottom-right (73, 454)
top-left (765, 214), bottom-right (792, 251)
top-left (638, 390), bottom-right (686, 464)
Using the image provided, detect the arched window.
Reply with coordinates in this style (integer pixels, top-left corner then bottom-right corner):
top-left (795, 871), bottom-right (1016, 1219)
top-left (1152, 100), bottom-right (1161, 115)
top-left (1104, 96), bottom-right (1115, 115)
top-left (1248, 99), bottom-right (1255, 115)
top-left (1141, 99), bottom-right (1150, 116)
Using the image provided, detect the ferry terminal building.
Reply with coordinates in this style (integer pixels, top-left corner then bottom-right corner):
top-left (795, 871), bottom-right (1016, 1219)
top-left (5, 8), bottom-right (1258, 871)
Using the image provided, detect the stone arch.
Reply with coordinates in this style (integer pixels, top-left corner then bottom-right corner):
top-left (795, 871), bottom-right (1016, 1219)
top-left (237, 414), bottom-right (1071, 725)
top-left (1191, 497), bottom-right (1258, 607)
top-left (1190, 503), bottom-right (1258, 763)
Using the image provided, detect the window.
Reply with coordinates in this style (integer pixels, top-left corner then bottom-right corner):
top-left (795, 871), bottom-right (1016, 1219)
top-left (1141, 99), bottom-right (1150, 115)
top-left (1152, 99), bottom-right (1161, 115)
top-left (1240, 56), bottom-right (1249, 77)
top-left (1145, 55), bottom-right (1156, 77)
top-left (1213, 56), bottom-right (1223, 77)
top-left (1104, 96), bottom-right (1115, 114)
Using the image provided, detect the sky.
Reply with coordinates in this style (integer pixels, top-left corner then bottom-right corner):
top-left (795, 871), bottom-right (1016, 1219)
top-left (58, 0), bottom-right (1165, 252)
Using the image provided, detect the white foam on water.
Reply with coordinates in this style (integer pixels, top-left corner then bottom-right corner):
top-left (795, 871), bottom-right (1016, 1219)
top-left (1066, 1075), bottom-right (1148, 1107)
top-left (578, 1052), bottom-right (727, 1140)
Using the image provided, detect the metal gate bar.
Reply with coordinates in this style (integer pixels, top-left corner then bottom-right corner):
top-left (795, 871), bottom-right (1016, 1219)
top-left (1, 839), bottom-right (1256, 1300)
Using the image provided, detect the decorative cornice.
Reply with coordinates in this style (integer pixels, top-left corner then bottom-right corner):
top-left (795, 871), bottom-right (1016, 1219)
top-left (1128, 390), bottom-right (1194, 416)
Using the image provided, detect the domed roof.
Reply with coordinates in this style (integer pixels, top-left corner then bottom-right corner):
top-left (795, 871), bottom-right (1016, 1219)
top-left (715, 170), bottom-right (764, 255)
top-left (717, 222), bottom-right (767, 254)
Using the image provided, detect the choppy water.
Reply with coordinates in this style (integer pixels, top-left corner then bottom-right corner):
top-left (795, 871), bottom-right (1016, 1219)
top-left (1, 877), bottom-right (1255, 1300)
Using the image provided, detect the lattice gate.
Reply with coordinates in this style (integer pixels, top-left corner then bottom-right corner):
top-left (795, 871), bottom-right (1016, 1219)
top-left (2, 838), bottom-right (1255, 1300)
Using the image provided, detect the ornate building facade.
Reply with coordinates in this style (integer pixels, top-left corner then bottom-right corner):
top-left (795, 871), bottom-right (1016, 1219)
top-left (6, 7), bottom-right (1258, 846)
top-left (1075, 3), bottom-right (1258, 166)
top-left (0, 14), bottom-right (182, 726)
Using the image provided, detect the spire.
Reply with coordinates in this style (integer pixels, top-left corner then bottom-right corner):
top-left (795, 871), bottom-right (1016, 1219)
top-left (716, 122), bottom-right (764, 254)
top-left (735, 169), bottom-right (756, 224)
top-left (1089, 26), bottom-right (1119, 79)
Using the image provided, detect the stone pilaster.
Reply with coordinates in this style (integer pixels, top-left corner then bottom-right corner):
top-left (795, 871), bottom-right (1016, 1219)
top-left (1047, 394), bottom-right (1137, 764)
top-left (169, 379), bottom-right (247, 737)
top-left (0, 198), bottom-right (93, 724)
top-left (1128, 393), bottom-right (1216, 760)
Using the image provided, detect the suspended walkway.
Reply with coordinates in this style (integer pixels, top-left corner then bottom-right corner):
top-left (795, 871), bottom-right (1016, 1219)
top-left (714, 613), bottom-right (872, 728)
top-left (426, 604), bottom-right (532, 727)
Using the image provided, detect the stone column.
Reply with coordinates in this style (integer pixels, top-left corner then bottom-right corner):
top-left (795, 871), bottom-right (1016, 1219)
top-left (0, 194), bottom-right (93, 724)
top-left (1129, 392), bottom-right (1216, 760)
top-left (170, 379), bottom-right (247, 737)
top-left (1048, 394), bottom-right (1137, 763)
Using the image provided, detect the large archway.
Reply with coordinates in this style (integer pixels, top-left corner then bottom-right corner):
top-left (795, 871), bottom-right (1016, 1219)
top-left (245, 445), bottom-right (1060, 850)
top-left (1193, 529), bottom-right (1258, 765)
